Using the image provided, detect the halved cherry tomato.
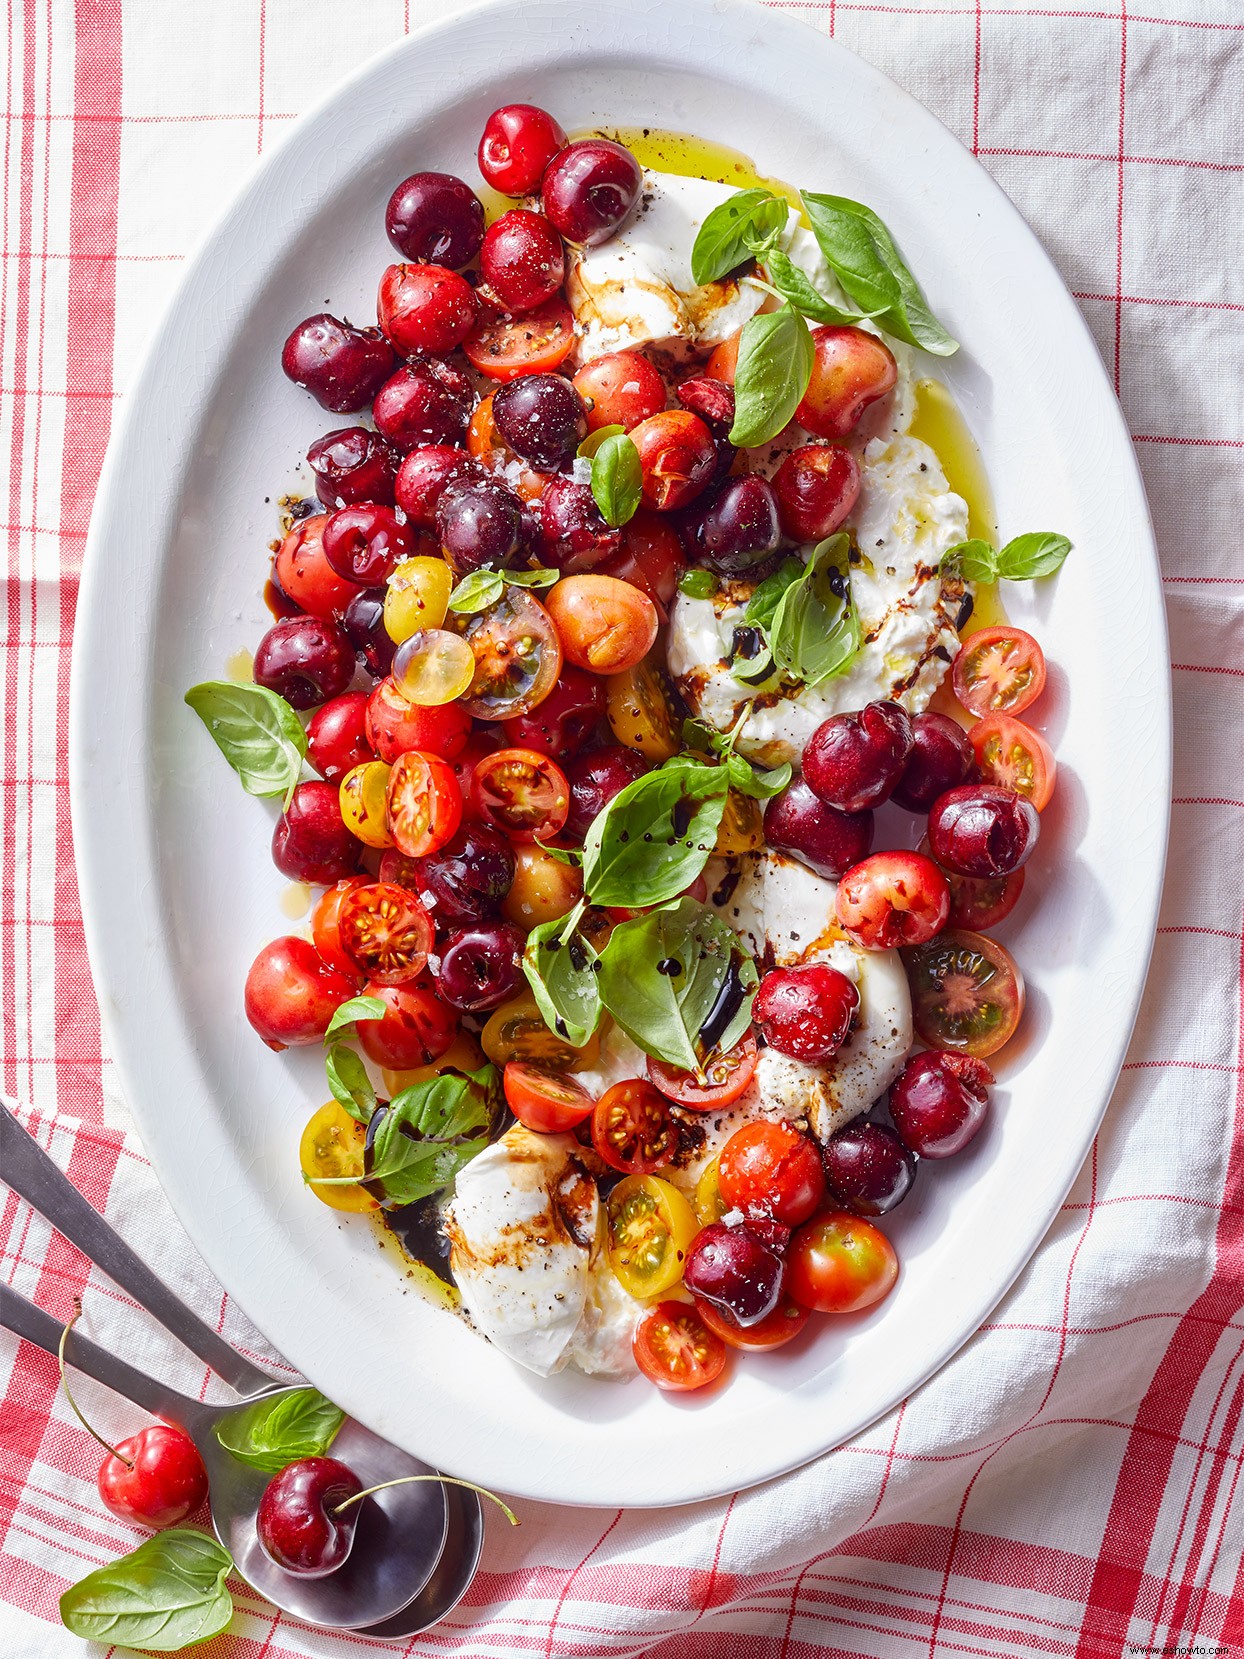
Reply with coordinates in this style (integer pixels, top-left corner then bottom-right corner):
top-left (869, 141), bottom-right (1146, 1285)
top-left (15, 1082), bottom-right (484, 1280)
top-left (606, 1175), bottom-right (698, 1299)
top-left (633, 1301), bottom-right (727, 1392)
top-left (592, 1078), bottom-right (675, 1174)
top-left (500, 843), bottom-right (584, 928)
top-left (715, 789), bottom-right (764, 855)
top-left (480, 991), bottom-right (601, 1071)
top-left (597, 512), bottom-right (686, 614)
top-left (470, 747), bottom-right (570, 842)
top-left (647, 1031), bottom-right (759, 1110)
top-left (970, 713), bottom-right (1057, 812)
top-left (787, 1211), bottom-right (898, 1313)
top-left (462, 295), bottom-right (575, 381)
top-left (945, 859), bottom-right (1026, 930)
top-left (902, 927), bottom-right (1025, 1058)
top-left (311, 876), bottom-right (369, 978)
top-left (460, 588), bottom-right (563, 720)
top-left (693, 1156), bottom-right (728, 1226)
top-left (386, 751), bottom-right (463, 858)
top-left (299, 1101), bottom-right (379, 1214)
top-left (503, 1062), bottom-right (596, 1132)
top-left (356, 979), bottom-right (458, 1069)
top-left (694, 1293), bottom-right (810, 1351)
top-left (953, 625), bottom-right (1047, 718)
top-left (338, 881), bottom-right (434, 984)
top-left (604, 654), bottom-right (681, 760)
top-left (339, 760), bottom-right (396, 850)
top-left (717, 1119), bottom-right (826, 1226)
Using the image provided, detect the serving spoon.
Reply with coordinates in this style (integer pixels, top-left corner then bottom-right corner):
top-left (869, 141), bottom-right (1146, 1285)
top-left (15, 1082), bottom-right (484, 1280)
top-left (0, 1106), bottom-right (482, 1634)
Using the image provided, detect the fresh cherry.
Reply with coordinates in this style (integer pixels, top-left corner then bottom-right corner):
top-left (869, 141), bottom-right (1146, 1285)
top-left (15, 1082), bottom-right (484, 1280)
top-left (372, 359), bottom-right (474, 451)
top-left (694, 474), bottom-right (780, 573)
top-left (436, 477), bottom-right (525, 571)
top-left (256, 1456), bottom-right (364, 1578)
top-left (889, 1051), bottom-right (994, 1158)
top-left (342, 588), bottom-right (396, 677)
top-left (395, 445), bottom-right (484, 528)
top-left (377, 263), bottom-right (476, 357)
top-left (772, 444), bottom-right (860, 543)
top-left (478, 103), bottom-right (568, 196)
top-left (927, 784), bottom-right (1039, 878)
top-left (492, 373), bottom-right (585, 468)
top-left (480, 209), bottom-right (565, 314)
top-left (306, 692), bottom-right (374, 781)
top-left (565, 745), bottom-right (649, 839)
top-left (281, 314), bottom-right (395, 414)
top-left (682, 1223), bottom-right (784, 1327)
top-left (253, 615), bottom-right (356, 709)
top-left (803, 700), bottom-right (914, 813)
top-left (385, 171), bottom-right (484, 267)
top-left (541, 139), bottom-right (642, 246)
top-left (820, 1121), bottom-right (915, 1215)
top-left (753, 962), bottom-right (859, 1062)
top-left (97, 1424), bottom-right (208, 1528)
top-left (435, 921), bottom-right (526, 1010)
top-left (272, 781), bottom-right (361, 884)
top-left (245, 936), bottom-right (358, 1049)
top-left (321, 503), bottom-right (414, 586)
top-left (307, 427), bottom-right (400, 509)
top-left (537, 476), bottom-right (621, 572)
top-left (410, 823), bottom-right (516, 926)
top-left (891, 711), bottom-right (976, 812)
top-left (763, 778), bottom-right (873, 879)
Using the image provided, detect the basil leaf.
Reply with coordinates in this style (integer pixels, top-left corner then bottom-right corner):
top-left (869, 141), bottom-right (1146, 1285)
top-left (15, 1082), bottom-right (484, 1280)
top-left (940, 538), bottom-right (998, 582)
top-left (582, 763), bottom-right (730, 909)
top-left (762, 245), bottom-right (870, 325)
top-left (324, 994), bottom-right (387, 1043)
top-left (726, 753), bottom-right (792, 799)
top-left (590, 432), bottom-right (643, 528)
top-left (578, 423), bottom-right (625, 459)
top-left (504, 566), bottom-right (560, 589)
top-left (745, 557), bottom-right (805, 631)
top-left (449, 570), bottom-right (506, 613)
top-left (596, 897), bottom-right (758, 1072)
top-left (800, 191), bottom-right (958, 356)
top-left (364, 1069), bottom-right (496, 1207)
top-left (729, 304), bottom-right (814, 448)
top-left (214, 1387), bottom-right (344, 1473)
top-left (523, 904), bottom-right (602, 1050)
top-left (60, 1530), bottom-right (233, 1652)
top-left (769, 534), bottom-right (861, 685)
top-left (996, 531), bottom-right (1072, 580)
top-left (184, 681), bottom-right (306, 803)
top-left (325, 1045), bottom-right (376, 1124)
top-left (533, 839), bottom-right (583, 866)
top-left (678, 567), bottom-right (718, 599)
top-left (690, 187), bottom-right (785, 285)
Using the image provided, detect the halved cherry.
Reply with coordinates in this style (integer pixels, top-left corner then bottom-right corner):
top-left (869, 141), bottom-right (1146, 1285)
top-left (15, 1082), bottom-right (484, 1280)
top-left (694, 1293), bottom-right (810, 1352)
top-left (460, 588), bottom-right (563, 721)
top-left (470, 747), bottom-right (570, 842)
top-left (386, 750), bottom-right (463, 858)
top-left (503, 1062), bottom-right (596, 1133)
top-left (338, 882), bottom-right (434, 984)
top-left (462, 295), bottom-right (575, 382)
top-left (970, 713), bottom-right (1057, 812)
top-left (953, 625), bottom-right (1046, 719)
top-left (591, 1079), bottom-right (675, 1174)
top-left (633, 1300), bottom-right (727, 1392)
top-left (647, 1031), bottom-right (759, 1110)
top-left (902, 928), bottom-right (1025, 1058)
top-left (311, 876), bottom-right (369, 979)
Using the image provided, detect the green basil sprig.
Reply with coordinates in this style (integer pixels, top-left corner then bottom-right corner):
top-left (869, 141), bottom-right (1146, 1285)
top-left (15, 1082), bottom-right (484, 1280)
top-left (941, 531), bottom-right (1072, 584)
top-left (184, 681), bottom-right (306, 806)
top-left (524, 900), bottom-right (602, 1049)
top-left (800, 191), bottom-right (957, 356)
top-left (582, 760), bottom-right (730, 909)
top-left (578, 423), bottom-right (625, 459)
top-left (60, 1529), bottom-right (234, 1651)
top-left (768, 534), bottom-right (861, 685)
top-left (215, 1386), bottom-right (345, 1473)
top-left (729, 303), bottom-right (814, 448)
top-left (449, 567), bottom-right (559, 614)
top-left (590, 432), bottom-right (643, 527)
top-left (680, 712), bottom-right (791, 800)
top-left (762, 245), bottom-right (875, 326)
top-left (691, 188), bottom-right (790, 285)
top-left (359, 1068), bottom-right (497, 1207)
top-left (324, 994), bottom-right (386, 1042)
top-left (677, 568), bottom-right (718, 599)
top-left (321, 994), bottom-right (386, 1122)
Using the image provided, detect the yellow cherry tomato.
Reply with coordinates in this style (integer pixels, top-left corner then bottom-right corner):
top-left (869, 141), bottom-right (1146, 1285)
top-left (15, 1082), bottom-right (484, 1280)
top-left (715, 788), bottom-right (764, 854)
top-left (607, 1174), bottom-right (699, 1299)
top-left (480, 991), bottom-right (601, 1071)
top-left (392, 629), bottom-right (476, 706)
top-left (384, 555), bottom-right (453, 642)
top-left (299, 1102), bottom-right (378, 1213)
top-left (605, 655), bottom-right (680, 759)
top-left (501, 843), bottom-right (584, 929)
top-left (339, 760), bottom-right (395, 849)
top-left (381, 1032), bottom-right (484, 1097)
top-left (694, 1156), bottom-right (728, 1227)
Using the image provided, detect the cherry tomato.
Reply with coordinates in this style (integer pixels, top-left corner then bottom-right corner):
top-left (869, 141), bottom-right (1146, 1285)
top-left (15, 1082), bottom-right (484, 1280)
top-left (386, 750), bottom-right (463, 858)
top-left (903, 927), bottom-right (1025, 1058)
top-left (633, 1301), bottom-right (727, 1392)
top-left (299, 1100), bottom-right (378, 1213)
top-left (606, 1174), bottom-right (698, 1298)
top-left (97, 1424), bottom-right (209, 1528)
top-left (693, 1156), bottom-right (728, 1226)
top-left (591, 1079), bottom-right (675, 1174)
top-left (501, 665), bottom-right (604, 757)
top-left (545, 574), bottom-right (659, 674)
top-left (647, 1031), bottom-right (759, 1110)
top-left (460, 588), bottom-right (563, 719)
top-left (355, 979), bottom-right (458, 1069)
top-left (337, 882), bottom-right (434, 984)
top-left (382, 554), bottom-right (454, 641)
top-left (449, 731), bottom-right (501, 820)
top-left (392, 628), bottom-right (477, 706)
top-left (465, 394), bottom-right (546, 501)
top-left (572, 351), bottom-right (667, 431)
top-left (339, 760), bottom-right (396, 850)
top-left (380, 1030), bottom-right (485, 1097)
top-left (377, 262), bottom-right (477, 356)
top-left (787, 1211), bottom-right (898, 1313)
top-left (311, 876), bottom-right (369, 978)
top-left (503, 1062), bottom-right (596, 1132)
top-left (716, 1120), bottom-right (826, 1226)
top-left (305, 692), bottom-right (373, 783)
top-left (953, 625), bottom-right (1047, 718)
top-left (970, 713), bottom-right (1058, 812)
top-left (715, 788), bottom-right (764, 855)
top-left (628, 410), bottom-right (717, 511)
top-left (836, 850), bottom-right (951, 949)
top-left (273, 514), bottom-right (360, 618)
top-left (597, 511), bottom-right (685, 613)
top-left (481, 991), bottom-right (601, 1071)
top-left (694, 1293), bottom-right (810, 1352)
top-left (605, 654), bottom-right (681, 759)
top-left (244, 937), bottom-right (357, 1050)
top-left (795, 326), bottom-right (897, 440)
top-left (365, 677), bottom-right (471, 763)
top-left (462, 295), bottom-right (576, 381)
top-left (469, 747), bottom-right (570, 843)
top-left (501, 843), bottom-right (584, 928)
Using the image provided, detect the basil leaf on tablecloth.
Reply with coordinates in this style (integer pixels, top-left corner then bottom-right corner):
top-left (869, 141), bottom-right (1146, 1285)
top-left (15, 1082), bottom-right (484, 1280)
top-left (184, 681), bottom-right (306, 804)
top-left (729, 304), bottom-right (815, 448)
top-left (522, 901), bottom-right (603, 1050)
top-left (581, 761), bottom-right (730, 909)
top-left (214, 1387), bottom-right (345, 1473)
top-left (362, 1068), bottom-right (496, 1207)
top-left (800, 191), bottom-right (958, 356)
top-left (60, 1529), bottom-right (234, 1651)
top-left (768, 534), bottom-right (861, 685)
top-left (690, 187), bottom-right (787, 285)
top-left (323, 994), bottom-right (386, 1043)
top-left (590, 432), bottom-right (643, 528)
top-left (325, 1044), bottom-right (377, 1125)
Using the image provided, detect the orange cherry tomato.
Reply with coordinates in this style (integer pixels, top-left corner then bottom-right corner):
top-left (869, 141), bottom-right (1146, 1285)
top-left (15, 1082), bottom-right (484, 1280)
top-left (545, 574), bottom-right (659, 674)
top-left (705, 331), bottom-right (740, 385)
top-left (470, 747), bottom-right (570, 842)
top-left (460, 588), bottom-right (563, 720)
top-left (465, 393), bottom-right (548, 501)
top-left (717, 1119), bottom-right (826, 1226)
top-left (503, 1062), bottom-right (596, 1133)
top-left (273, 514), bottom-right (359, 619)
top-left (633, 1300), bottom-right (727, 1392)
top-left (646, 1031), bottom-right (759, 1110)
top-left (952, 625), bottom-right (1047, 719)
top-left (337, 882), bottom-right (434, 985)
top-left (462, 295), bottom-right (575, 381)
top-left (591, 1079), bottom-right (675, 1174)
top-left (311, 876), bottom-right (369, 980)
top-left (787, 1211), bottom-right (899, 1313)
top-left (970, 713), bottom-right (1057, 812)
top-left (694, 1293), bottom-right (810, 1351)
top-left (903, 927), bottom-right (1025, 1059)
top-left (386, 750), bottom-right (463, 857)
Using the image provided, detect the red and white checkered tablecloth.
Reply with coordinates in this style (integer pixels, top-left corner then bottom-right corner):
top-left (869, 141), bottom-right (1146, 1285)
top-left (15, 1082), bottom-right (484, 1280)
top-left (1, 1), bottom-right (1242, 1654)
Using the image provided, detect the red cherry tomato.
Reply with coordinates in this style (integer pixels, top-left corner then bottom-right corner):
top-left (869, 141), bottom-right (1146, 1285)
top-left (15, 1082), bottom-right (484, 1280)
top-left (572, 351), bottom-right (667, 432)
top-left (311, 876), bottom-right (369, 979)
top-left (633, 1300), bottom-right (727, 1392)
top-left (591, 1079), bottom-right (675, 1174)
top-left (501, 666), bottom-right (605, 757)
top-left (902, 928), bottom-right (1025, 1059)
top-left (386, 750), bottom-right (464, 858)
top-left (306, 692), bottom-right (374, 782)
top-left (448, 732), bottom-right (502, 820)
top-left (795, 326), bottom-right (897, 440)
top-left (244, 937), bottom-right (358, 1051)
top-left (355, 979), bottom-right (458, 1069)
top-left (628, 410), bottom-right (717, 511)
top-left (694, 1293), bottom-right (810, 1352)
top-left (836, 850), bottom-right (951, 950)
top-left (365, 677), bottom-right (471, 764)
top-left (337, 882), bottom-right (434, 984)
top-left (787, 1211), bottom-right (899, 1313)
top-left (477, 103), bottom-right (568, 197)
top-left (596, 512), bottom-right (686, 612)
top-left (717, 1120), bottom-right (826, 1226)
top-left (470, 747), bottom-right (570, 842)
top-left (463, 296), bottom-right (576, 381)
top-left (273, 514), bottom-right (359, 619)
top-left (377, 262), bottom-right (477, 356)
top-left (503, 1062), bottom-right (596, 1132)
top-left (952, 625), bottom-right (1047, 718)
top-left (97, 1424), bottom-right (209, 1527)
top-left (970, 713), bottom-right (1057, 812)
top-left (646, 1031), bottom-right (759, 1110)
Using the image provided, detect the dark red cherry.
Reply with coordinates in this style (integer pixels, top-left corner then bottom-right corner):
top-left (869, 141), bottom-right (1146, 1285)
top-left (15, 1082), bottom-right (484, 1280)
top-left (435, 922), bottom-right (525, 1010)
top-left (802, 701), bottom-right (914, 813)
top-left (394, 445), bottom-right (484, 528)
top-left (541, 139), bottom-right (642, 246)
top-left (889, 1052), bottom-right (993, 1159)
top-left (321, 503), bottom-right (414, 586)
top-left (306, 692), bottom-right (374, 781)
top-left (281, 314), bottom-right (396, 414)
top-left (385, 171), bottom-right (484, 268)
top-left (410, 823), bottom-right (515, 926)
top-left (682, 1223), bottom-right (784, 1327)
top-left (502, 666), bottom-right (605, 756)
top-left (821, 1121), bottom-right (916, 1214)
top-left (763, 778), bottom-right (873, 879)
top-left (537, 476), bottom-right (621, 572)
top-left (478, 104), bottom-right (568, 196)
top-left (927, 784), bottom-right (1039, 878)
top-left (492, 374), bottom-right (586, 469)
top-left (565, 745), bottom-right (649, 839)
top-left (891, 711), bottom-right (976, 812)
top-left (307, 427), bottom-right (400, 509)
top-left (341, 588), bottom-right (396, 677)
top-left (256, 1456), bottom-right (364, 1578)
top-left (253, 615), bottom-right (355, 709)
top-left (372, 359), bottom-right (474, 451)
top-left (480, 209), bottom-right (565, 314)
top-left (271, 781), bottom-right (361, 883)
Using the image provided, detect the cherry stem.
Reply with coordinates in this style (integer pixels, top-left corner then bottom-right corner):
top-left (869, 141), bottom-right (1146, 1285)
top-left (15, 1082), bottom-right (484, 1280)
top-left (331, 1473), bottom-right (519, 1528)
top-left (58, 1300), bottom-right (134, 1470)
